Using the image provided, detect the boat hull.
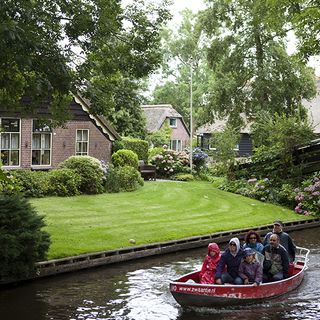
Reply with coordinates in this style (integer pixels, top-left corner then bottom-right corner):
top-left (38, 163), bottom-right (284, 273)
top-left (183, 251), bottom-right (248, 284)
top-left (170, 271), bottom-right (304, 307)
top-left (170, 247), bottom-right (310, 308)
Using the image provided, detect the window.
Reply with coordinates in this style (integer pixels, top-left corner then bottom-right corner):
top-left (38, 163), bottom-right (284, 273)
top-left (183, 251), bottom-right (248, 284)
top-left (32, 120), bottom-right (52, 165)
top-left (76, 129), bottom-right (89, 155)
top-left (169, 118), bottom-right (177, 128)
top-left (170, 139), bottom-right (182, 151)
top-left (0, 118), bottom-right (20, 166)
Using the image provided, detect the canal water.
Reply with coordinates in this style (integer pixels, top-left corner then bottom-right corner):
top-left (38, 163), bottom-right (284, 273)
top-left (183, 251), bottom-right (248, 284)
top-left (1, 228), bottom-right (320, 320)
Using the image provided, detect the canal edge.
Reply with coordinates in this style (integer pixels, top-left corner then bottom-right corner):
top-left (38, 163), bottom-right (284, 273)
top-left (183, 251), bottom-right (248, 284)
top-left (2, 218), bottom-right (320, 285)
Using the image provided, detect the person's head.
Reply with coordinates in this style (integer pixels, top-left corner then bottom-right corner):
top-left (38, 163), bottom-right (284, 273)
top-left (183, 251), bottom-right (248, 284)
top-left (273, 220), bottom-right (283, 233)
top-left (245, 230), bottom-right (262, 244)
top-left (269, 233), bottom-right (280, 248)
top-left (208, 242), bottom-right (220, 257)
top-left (244, 248), bottom-right (255, 263)
top-left (228, 237), bottom-right (240, 254)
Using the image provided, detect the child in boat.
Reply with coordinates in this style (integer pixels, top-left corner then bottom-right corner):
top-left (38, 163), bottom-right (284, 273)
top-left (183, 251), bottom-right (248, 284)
top-left (199, 242), bottom-right (221, 284)
top-left (238, 248), bottom-right (263, 286)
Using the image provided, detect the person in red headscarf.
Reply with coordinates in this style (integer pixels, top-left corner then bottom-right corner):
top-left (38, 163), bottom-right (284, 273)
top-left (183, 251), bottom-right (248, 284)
top-left (199, 242), bottom-right (221, 284)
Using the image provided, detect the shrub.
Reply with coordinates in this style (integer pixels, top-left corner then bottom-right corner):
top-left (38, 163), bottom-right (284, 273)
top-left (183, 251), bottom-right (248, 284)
top-left (192, 148), bottom-right (208, 171)
top-left (61, 156), bottom-right (105, 194)
top-left (122, 137), bottom-right (149, 162)
top-left (0, 194), bottom-right (51, 280)
top-left (148, 147), bottom-right (164, 162)
top-left (294, 174), bottom-right (320, 216)
top-left (0, 168), bottom-right (22, 195)
top-left (105, 165), bottom-right (144, 193)
top-left (173, 173), bottom-right (194, 181)
top-left (11, 170), bottom-right (49, 197)
top-left (112, 149), bottom-right (139, 169)
top-left (47, 169), bottom-right (81, 197)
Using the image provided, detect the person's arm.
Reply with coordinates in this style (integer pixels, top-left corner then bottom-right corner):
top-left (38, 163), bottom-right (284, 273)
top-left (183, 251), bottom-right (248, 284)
top-left (262, 233), bottom-right (270, 246)
top-left (215, 254), bottom-right (226, 280)
top-left (281, 248), bottom-right (290, 278)
top-left (255, 263), bottom-right (263, 284)
top-left (238, 261), bottom-right (247, 281)
top-left (287, 235), bottom-right (296, 261)
top-left (199, 256), bottom-right (208, 276)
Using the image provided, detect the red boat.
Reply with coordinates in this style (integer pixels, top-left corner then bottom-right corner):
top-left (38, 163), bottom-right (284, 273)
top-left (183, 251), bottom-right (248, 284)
top-left (170, 246), bottom-right (310, 307)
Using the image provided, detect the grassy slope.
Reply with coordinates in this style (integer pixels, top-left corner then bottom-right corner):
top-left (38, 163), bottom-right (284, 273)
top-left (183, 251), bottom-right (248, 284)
top-left (31, 181), bottom-right (305, 259)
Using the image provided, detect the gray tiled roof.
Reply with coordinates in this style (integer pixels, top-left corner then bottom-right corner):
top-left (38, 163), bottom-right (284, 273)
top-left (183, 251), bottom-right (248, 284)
top-left (141, 104), bottom-right (183, 132)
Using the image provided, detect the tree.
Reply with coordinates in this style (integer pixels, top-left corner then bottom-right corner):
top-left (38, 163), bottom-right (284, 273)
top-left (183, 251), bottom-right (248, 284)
top-left (150, 9), bottom-right (212, 127)
top-left (0, 194), bottom-right (51, 280)
top-left (200, 0), bottom-right (316, 126)
top-left (267, 0), bottom-right (320, 59)
top-left (0, 0), bottom-right (171, 130)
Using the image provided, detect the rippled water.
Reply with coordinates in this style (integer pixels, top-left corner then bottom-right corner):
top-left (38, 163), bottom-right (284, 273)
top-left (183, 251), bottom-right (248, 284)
top-left (0, 228), bottom-right (320, 320)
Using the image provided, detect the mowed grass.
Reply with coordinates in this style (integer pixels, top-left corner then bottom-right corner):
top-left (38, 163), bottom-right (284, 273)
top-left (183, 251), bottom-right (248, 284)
top-left (30, 181), bottom-right (306, 259)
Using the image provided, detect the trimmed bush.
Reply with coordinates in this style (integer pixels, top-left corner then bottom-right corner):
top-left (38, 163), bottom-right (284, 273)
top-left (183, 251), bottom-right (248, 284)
top-left (61, 156), bottom-right (105, 194)
top-left (105, 165), bottom-right (144, 193)
top-left (47, 169), bottom-right (81, 196)
top-left (11, 170), bottom-right (49, 197)
top-left (112, 149), bottom-right (139, 169)
top-left (0, 194), bottom-right (51, 280)
top-left (173, 173), bottom-right (194, 181)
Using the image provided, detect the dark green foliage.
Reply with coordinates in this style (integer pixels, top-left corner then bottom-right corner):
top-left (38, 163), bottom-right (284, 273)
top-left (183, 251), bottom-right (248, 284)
top-left (61, 156), bottom-right (104, 194)
top-left (113, 137), bottom-right (149, 162)
top-left (11, 170), bottom-right (49, 197)
top-left (0, 194), bottom-right (51, 280)
top-left (104, 165), bottom-right (144, 193)
top-left (111, 149), bottom-right (139, 169)
top-left (47, 169), bottom-right (81, 197)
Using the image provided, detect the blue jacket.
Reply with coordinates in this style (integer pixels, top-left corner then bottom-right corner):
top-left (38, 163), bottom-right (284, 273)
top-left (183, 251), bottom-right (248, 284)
top-left (215, 248), bottom-right (245, 279)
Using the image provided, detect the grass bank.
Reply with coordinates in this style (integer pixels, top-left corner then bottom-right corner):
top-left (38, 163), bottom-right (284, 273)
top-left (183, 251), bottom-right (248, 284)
top-left (31, 181), bottom-right (305, 259)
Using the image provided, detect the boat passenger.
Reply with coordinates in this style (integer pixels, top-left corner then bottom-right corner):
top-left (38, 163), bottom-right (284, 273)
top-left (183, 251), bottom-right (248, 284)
top-left (262, 233), bottom-right (289, 282)
top-left (243, 230), bottom-right (264, 253)
top-left (263, 220), bottom-right (296, 262)
top-left (215, 237), bottom-right (244, 285)
top-left (238, 248), bottom-right (263, 286)
top-left (199, 242), bottom-right (221, 284)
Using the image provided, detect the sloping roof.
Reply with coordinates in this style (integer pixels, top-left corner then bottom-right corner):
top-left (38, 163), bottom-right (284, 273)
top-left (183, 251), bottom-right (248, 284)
top-left (73, 93), bottom-right (120, 141)
top-left (141, 104), bottom-right (189, 133)
top-left (196, 114), bottom-right (251, 135)
top-left (302, 80), bottom-right (320, 134)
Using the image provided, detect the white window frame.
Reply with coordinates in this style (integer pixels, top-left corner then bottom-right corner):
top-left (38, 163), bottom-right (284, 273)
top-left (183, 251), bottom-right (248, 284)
top-left (169, 118), bottom-right (177, 128)
top-left (32, 120), bottom-right (52, 166)
top-left (76, 129), bottom-right (89, 156)
top-left (170, 139), bottom-right (182, 151)
top-left (0, 118), bottom-right (21, 167)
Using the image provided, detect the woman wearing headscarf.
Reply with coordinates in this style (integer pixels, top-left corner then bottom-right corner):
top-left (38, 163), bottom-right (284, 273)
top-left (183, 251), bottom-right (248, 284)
top-left (199, 242), bottom-right (221, 284)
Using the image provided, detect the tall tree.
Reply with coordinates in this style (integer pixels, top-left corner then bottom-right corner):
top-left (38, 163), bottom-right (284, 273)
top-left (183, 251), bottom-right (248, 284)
top-left (0, 0), bottom-right (171, 133)
top-left (150, 9), bottom-right (211, 128)
top-left (200, 0), bottom-right (316, 126)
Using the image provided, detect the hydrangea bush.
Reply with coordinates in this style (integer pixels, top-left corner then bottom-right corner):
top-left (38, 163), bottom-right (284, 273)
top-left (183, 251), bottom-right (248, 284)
top-left (192, 148), bottom-right (208, 171)
top-left (294, 175), bottom-right (320, 216)
top-left (151, 149), bottom-right (190, 177)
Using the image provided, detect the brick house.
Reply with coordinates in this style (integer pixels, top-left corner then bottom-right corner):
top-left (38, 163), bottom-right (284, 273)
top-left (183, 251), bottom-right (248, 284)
top-left (141, 104), bottom-right (190, 151)
top-left (0, 94), bottom-right (119, 170)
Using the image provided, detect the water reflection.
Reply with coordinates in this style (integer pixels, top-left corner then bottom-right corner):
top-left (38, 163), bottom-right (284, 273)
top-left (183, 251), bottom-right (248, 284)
top-left (0, 228), bottom-right (319, 320)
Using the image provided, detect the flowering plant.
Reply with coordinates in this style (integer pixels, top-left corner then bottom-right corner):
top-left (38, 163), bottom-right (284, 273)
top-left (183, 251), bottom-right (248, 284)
top-left (151, 150), bottom-right (190, 177)
top-left (294, 175), bottom-right (320, 216)
top-left (192, 148), bottom-right (208, 171)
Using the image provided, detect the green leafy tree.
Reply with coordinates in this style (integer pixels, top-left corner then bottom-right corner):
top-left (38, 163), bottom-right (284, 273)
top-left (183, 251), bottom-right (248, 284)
top-left (200, 0), bottom-right (316, 126)
top-left (0, 194), bottom-right (51, 280)
top-left (147, 122), bottom-right (172, 147)
top-left (0, 0), bottom-right (171, 128)
top-left (150, 9), bottom-right (211, 127)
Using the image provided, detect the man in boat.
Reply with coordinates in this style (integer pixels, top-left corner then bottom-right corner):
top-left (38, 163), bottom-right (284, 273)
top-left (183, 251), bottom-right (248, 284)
top-left (263, 220), bottom-right (296, 262)
top-left (262, 233), bottom-right (289, 282)
top-left (215, 237), bottom-right (244, 285)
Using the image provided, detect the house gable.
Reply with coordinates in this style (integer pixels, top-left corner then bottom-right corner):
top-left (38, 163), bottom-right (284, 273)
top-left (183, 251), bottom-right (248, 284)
top-left (0, 94), bottom-right (119, 169)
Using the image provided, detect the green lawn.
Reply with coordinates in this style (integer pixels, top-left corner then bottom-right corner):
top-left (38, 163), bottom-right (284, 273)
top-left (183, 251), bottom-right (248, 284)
top-left (31, 181), bottom-right (306, 259)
